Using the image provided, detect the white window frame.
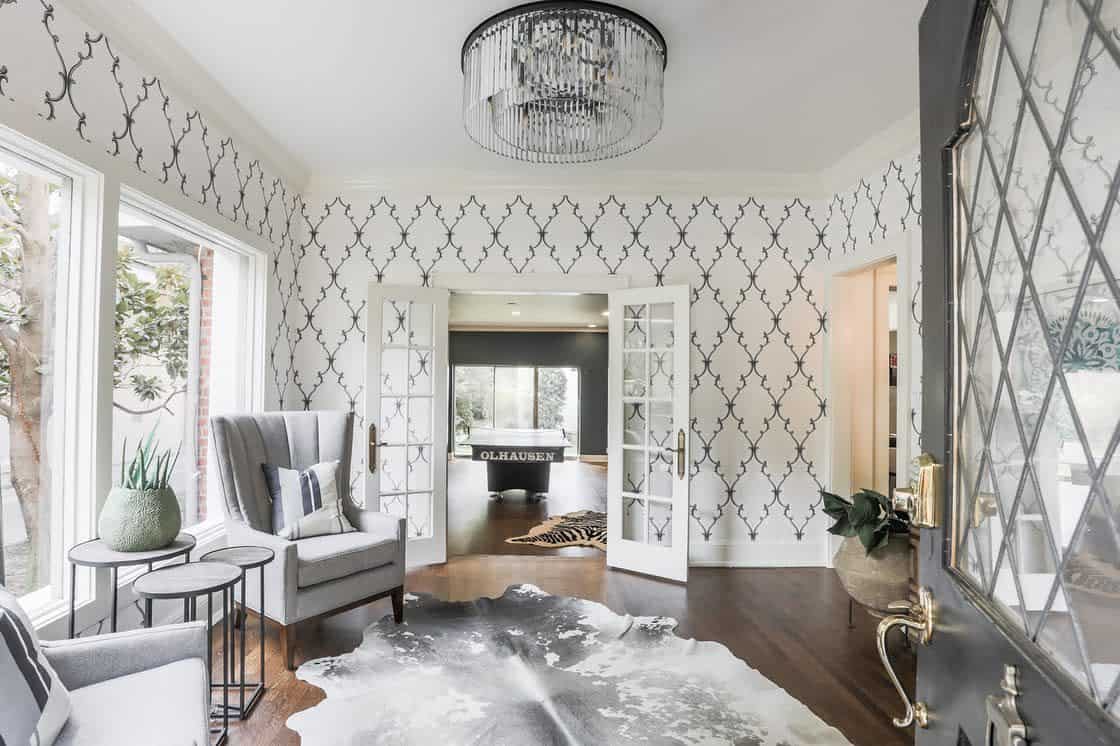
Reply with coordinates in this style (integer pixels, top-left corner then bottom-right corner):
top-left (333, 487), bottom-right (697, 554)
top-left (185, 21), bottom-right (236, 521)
top-left (115, 222), bottom-right (203, 530)
top-left (0, 125), bottom-right (106, 628)
top-left (452, 363), bottom-right (583, 458)
top-left (1, 123), bottom-right (270, 634)
top-left (118, 188), bottom-right (268, 546)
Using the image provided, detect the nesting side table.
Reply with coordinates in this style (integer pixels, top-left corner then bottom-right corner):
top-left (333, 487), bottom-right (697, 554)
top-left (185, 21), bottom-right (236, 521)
top-left (66, 533), bottom-right (196, 637)
top-left (199, 545), bottom-right (275, 720)
top-left (133, 561), bottom-right (241, 746)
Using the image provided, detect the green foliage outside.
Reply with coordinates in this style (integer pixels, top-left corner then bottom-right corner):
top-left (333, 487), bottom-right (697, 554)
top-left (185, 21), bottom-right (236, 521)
top-left (114, 245), bottom-right (190, 413)
top-left (0, 164), bottom-right (190, 590)
top-left (536, 368), bottom-right (568, 430)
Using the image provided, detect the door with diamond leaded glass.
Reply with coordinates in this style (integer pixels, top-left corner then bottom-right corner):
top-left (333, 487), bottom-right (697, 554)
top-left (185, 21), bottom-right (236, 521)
top-left (607, 285), bottom-right (690, 583)
top-left (365, 285), bottom-right (449, 567)
top-left (914, 2), bottom-right (1120, 745)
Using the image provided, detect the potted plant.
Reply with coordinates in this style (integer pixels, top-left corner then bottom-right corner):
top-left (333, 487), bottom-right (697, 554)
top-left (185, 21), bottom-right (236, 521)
top-left (822, 487), bottom-right (911, 615)
top-left (98, 429), bottom-right (183, 551)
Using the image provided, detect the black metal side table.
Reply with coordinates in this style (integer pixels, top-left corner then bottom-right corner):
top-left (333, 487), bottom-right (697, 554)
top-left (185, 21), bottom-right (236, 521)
top-left (199, 545), bottom-right (275, 720)
top-left (133, 560), bottom-right (241, 746)
top-left (66, 533), bottom-right (196, 637)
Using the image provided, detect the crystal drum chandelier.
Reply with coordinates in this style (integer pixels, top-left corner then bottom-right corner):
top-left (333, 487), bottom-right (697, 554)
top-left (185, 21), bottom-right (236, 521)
top-left (461, 1), bottom-right (667, 163)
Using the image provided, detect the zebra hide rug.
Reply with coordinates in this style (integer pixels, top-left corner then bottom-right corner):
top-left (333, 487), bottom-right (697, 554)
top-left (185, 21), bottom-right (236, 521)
top-left (506, 510), bottom-right (606, 551)
top-left (288, 584), bottom-right (851, 745)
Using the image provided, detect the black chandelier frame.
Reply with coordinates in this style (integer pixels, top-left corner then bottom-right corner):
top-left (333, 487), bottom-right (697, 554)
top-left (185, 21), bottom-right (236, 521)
top-left (460, 1), bottom-right (669, 73)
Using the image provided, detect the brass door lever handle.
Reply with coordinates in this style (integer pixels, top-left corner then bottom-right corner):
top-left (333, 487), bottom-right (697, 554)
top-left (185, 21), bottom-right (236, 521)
top-left (659, 429), bottom-right (687, 479)
top-left (368, 424), bottom-right (389, 472)
top-left (876, 587), bottom-right (934, 728)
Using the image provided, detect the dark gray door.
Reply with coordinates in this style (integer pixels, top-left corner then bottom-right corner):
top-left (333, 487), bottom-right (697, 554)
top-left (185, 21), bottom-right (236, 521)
top-left (917, 1), bottom-right (1120, 744)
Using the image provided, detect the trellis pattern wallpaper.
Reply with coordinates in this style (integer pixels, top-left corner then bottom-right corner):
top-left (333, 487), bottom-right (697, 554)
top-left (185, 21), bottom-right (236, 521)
top-left (0, 0), bottom-right (925, 564)
top-left (285, 165), bottom-right (923, 562)
top-left (0, 0), bottom-right (302, 406)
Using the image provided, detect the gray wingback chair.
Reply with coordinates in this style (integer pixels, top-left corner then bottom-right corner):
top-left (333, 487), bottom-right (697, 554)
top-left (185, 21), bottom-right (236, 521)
top-left (210, 411), bottom-right (405, 669)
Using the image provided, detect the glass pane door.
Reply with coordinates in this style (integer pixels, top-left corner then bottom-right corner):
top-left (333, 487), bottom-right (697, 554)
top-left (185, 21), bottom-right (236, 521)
top-left (608, 286), bottom-right (690, 581)
top-left (367, 286), bottom-right (448, 566)
top-left (951, 0), bottom-right (1120, 710)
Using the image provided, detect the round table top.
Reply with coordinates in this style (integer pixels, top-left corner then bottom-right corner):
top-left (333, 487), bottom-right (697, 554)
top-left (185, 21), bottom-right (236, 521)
top-left (68, 534), bottom-right (196, 568)
top-left (132, 561), bottom-right (242, 599)
top-left (199, 545), bottom-right (275, 570)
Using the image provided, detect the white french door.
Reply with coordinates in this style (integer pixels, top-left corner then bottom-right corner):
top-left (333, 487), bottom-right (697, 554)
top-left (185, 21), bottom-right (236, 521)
top-left (607, 285), bottom-right (690, 582)
top-left (365, 284), bottom-right (449, 566)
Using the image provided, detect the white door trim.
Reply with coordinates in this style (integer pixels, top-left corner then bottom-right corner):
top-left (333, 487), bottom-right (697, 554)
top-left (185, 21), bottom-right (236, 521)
top-left (432, 272), bottom-right (631, 294)
top-left (820, 230), bottom-right (916, 567)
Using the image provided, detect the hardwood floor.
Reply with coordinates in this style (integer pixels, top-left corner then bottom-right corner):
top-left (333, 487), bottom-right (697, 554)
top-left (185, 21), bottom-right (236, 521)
top-left (447, 457), bottom-right (607, 557)
top-left (218, 555), bottom-right (915, 745)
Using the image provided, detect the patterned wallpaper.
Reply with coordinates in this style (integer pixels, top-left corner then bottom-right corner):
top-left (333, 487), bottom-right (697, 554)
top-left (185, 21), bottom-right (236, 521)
top-left (0, 0), bottom-right (303, 407)
top-left (285, 163), bottom-right (923, 562)
top-left (0, 0), bottom-right (924, 563)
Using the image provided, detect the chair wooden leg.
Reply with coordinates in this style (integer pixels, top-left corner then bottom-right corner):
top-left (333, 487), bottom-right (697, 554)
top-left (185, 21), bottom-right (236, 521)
top-left (280, 623), bottom-right (296, 670)
top-left (391, 586), bottom-right (404, 624)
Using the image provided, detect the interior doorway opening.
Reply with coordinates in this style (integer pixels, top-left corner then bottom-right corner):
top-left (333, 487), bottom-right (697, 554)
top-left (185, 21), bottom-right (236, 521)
top-left (369, 272), bottom-right (690, 582)
top-left (831, 259), bottom-right (899, 500)
top-left (827, 254), bottom-right (920, 612)
top-left (446, 290), bottom-right (609, 559)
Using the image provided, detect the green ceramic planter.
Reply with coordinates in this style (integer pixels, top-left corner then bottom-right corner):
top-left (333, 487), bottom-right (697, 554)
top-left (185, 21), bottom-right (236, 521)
top-left (98, 487), bottom-right (182, 551)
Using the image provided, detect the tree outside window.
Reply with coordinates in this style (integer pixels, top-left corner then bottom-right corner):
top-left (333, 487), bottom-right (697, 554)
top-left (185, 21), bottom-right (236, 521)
top-left (0, 161), bottom-right (191, 597)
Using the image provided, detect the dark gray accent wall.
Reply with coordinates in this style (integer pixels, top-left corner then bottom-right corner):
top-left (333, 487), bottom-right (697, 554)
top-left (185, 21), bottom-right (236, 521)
top-left (449, 331), bottom-right (608, 455)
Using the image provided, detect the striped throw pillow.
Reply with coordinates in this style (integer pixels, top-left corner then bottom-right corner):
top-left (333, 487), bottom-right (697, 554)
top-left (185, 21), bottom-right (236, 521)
top-left (0, 586), bottom-right (70, 746)
top-left (262, 460), bottom-right (357, 539)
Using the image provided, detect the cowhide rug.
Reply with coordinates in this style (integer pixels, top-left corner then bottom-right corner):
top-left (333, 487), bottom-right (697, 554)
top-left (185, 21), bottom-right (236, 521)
top-left (506, 510), bottom-right (607, 551)
top-left (288, 584), bottom-right (851, 745)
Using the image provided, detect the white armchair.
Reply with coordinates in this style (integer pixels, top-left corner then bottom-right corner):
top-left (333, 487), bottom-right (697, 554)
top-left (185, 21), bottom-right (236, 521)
top-left (210, 411), bottom-right (405, 669)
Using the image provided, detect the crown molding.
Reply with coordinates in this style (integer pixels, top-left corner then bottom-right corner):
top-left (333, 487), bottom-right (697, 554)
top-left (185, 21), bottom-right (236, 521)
top-left (65, 0), bottom-right (311, 192)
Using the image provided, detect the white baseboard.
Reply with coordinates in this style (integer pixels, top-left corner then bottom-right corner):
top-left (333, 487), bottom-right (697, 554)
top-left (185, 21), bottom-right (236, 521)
top-left (688, 540), bottom-right (828, 568)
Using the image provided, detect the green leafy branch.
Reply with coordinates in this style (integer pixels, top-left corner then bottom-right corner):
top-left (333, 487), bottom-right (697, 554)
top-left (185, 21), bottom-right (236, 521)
top-left (822, 488), bottom-right (911, 555)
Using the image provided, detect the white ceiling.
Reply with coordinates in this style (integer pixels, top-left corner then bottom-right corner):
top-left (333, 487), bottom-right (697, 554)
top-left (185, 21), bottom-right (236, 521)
top-left (120, 1), bottom-right (923, 185)
top-left (450, 293), bottom-right (608, 329)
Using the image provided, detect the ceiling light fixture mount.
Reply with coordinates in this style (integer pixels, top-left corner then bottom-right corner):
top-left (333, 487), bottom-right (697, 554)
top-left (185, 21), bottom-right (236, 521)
top-left (461, 1), bottom-right (667, 164)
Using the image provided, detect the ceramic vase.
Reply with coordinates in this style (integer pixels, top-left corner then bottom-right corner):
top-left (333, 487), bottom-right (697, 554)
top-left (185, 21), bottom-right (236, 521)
top-left (833, 533), bottom-right (911, 616)
top-left (97, 487), bottom-right (181, 551)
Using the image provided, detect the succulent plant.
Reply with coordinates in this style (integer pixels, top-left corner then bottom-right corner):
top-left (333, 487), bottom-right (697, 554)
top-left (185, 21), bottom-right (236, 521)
top-left (120, 427), bottom-right (181, 491)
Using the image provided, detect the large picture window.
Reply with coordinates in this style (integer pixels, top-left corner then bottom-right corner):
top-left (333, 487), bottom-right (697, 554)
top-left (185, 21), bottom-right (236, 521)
top-left (114, 202), bottom-right (260, 535)
top-left (453, 365), bottom-right (579, 457)
top-left (0, 147), bottom-right (71, 604)
top-left (0, 126), bottom-right (267, 628)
